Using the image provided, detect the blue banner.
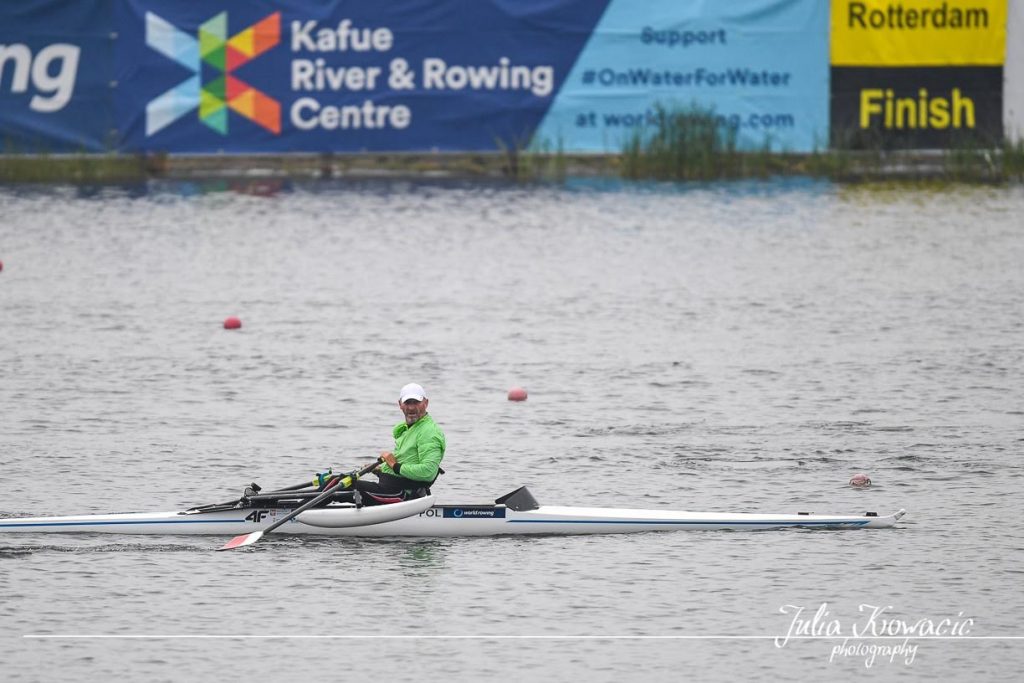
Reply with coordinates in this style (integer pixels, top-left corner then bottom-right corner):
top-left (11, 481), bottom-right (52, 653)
top-left (114, 0), bottom-right (610, 153)
top-left (2, 0), bottom-right (829, 154)
top-left (1, 0), bottom-right (114, 152)
top-left (535, 0), bottom-right (830, 152)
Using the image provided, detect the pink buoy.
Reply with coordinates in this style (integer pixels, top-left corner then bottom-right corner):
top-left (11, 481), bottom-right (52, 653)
top-left (849, 473), bottom-right (872, 488)
top-left (223, 316), bottom-right (242, 330)
top-left (507, 386), bottom-right (528, 402)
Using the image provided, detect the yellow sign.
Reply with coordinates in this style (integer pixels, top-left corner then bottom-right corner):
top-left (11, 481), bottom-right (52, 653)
top-left (831, 0), bottom-right (1006, 66)
top-left (859, 87), bottom-right (976, 129)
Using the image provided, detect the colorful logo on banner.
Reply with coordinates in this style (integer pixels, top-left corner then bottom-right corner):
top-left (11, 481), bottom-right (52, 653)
top-left (144, 11), bottom-right (281, 136)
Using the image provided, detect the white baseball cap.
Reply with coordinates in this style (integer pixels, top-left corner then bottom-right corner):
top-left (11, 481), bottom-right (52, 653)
top-left (399, 383), bottom-right (427, 403)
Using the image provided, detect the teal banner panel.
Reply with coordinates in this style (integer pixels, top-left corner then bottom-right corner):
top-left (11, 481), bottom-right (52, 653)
top-left (535, 0), bottom-right (830, 153)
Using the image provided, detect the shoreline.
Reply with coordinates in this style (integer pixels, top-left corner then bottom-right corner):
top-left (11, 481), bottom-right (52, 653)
top-left (1, 149), bottom-right (1021, 184)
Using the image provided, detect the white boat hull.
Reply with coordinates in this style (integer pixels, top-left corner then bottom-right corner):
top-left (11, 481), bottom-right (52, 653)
top-left (296, 495), bottom-right (434, 527)
top-left (0, 503), bottom-right (907, 537)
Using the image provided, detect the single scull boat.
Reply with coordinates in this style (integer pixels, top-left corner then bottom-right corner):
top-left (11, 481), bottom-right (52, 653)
top-left (0, 486), bottom-right (906, 537)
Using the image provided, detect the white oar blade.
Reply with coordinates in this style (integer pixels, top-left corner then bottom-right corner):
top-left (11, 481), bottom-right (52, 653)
top-left (218, 531), bottom-right (262, 551)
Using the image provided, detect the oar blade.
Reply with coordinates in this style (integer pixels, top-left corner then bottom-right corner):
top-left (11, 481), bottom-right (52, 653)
top-left (218, 530), bottom-right (262, 551)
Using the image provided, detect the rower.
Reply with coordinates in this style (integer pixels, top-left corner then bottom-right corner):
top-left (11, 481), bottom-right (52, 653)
top-left (329, 382), bottom-right (447, 506)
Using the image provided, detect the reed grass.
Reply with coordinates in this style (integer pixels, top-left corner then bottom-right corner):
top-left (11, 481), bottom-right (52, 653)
top-left (620, 103), bottom-right (749, 181)
top-left (998, 138), bottom-right (1024, 180)
top-left (2, 126), bottom-right (1021, 184)
top-left (495, 133), bottom-right (568, 182)
top-left (622, 110), bottom-right (1024, 183)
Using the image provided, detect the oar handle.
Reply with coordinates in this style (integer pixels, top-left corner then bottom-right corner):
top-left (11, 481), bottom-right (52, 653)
top-left (259, 458), bottom-right (382, 536)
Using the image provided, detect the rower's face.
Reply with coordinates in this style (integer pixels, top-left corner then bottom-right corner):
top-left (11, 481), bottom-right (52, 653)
top-left (400, 398), bottom-right (428, 425)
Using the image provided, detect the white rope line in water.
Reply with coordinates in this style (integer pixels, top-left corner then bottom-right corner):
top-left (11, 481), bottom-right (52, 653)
top-left (22, 634), bottom-right (1024, 640)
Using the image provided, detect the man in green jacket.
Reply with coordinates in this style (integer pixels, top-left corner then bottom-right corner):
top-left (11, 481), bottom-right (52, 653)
top-left (331, 382), bottom-right (446, 505)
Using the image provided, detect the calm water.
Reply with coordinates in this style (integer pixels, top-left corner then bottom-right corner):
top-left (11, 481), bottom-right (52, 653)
top-left (1, 177), bottom-right (1022, 681)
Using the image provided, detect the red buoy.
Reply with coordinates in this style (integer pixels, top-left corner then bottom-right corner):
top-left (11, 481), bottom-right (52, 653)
top-left (507, 387), bottom-right (528, 401)
top-left (0, 259), bottom-right (4, 272)
top-left (849, 473), bottom-right (871, 488)
top-left (223, 316), bottom-right (242, 330)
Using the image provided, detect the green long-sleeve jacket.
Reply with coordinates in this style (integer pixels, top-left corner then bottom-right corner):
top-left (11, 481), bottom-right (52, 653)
top-left (379, 414), bottom-right (446, 482)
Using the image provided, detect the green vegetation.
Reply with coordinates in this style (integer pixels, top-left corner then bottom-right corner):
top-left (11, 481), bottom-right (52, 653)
top-left (1003, 138), bottom-right (1024, 180)
top-left (619, 103), bottom-right (1024, 184)
top-left (496, 133), bottom-right (568, 183)
top-left (618, 102), bottom-right (819, 181)
top-left (0, 153), bottom-right (152, 183)
top-left (1, 117), bottom-right (1021, 185)
top-left (622, 103), bottom-right (744, 180)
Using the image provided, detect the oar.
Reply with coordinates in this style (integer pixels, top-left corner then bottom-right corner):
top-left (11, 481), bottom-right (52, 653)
top-left (278, 468), bottom-right (339, 492)
top-left (257, 471), bottom-right (338, 496)
top-left (187, 472), bottom-right (336, 513)
top-left (217, 458), bottom-right (381, 551)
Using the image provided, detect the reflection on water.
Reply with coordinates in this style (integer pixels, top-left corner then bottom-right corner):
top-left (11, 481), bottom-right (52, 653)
top-left (29, 172), bottom-right (851, 203)
top-left (399, 542), bottom-right (447, 568)
top-left (60, 177), bottom-right (296, 200)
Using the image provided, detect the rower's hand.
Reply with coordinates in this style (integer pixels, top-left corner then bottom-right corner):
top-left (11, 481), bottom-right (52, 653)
top-left (380, 451), bottom-right (398, 468)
